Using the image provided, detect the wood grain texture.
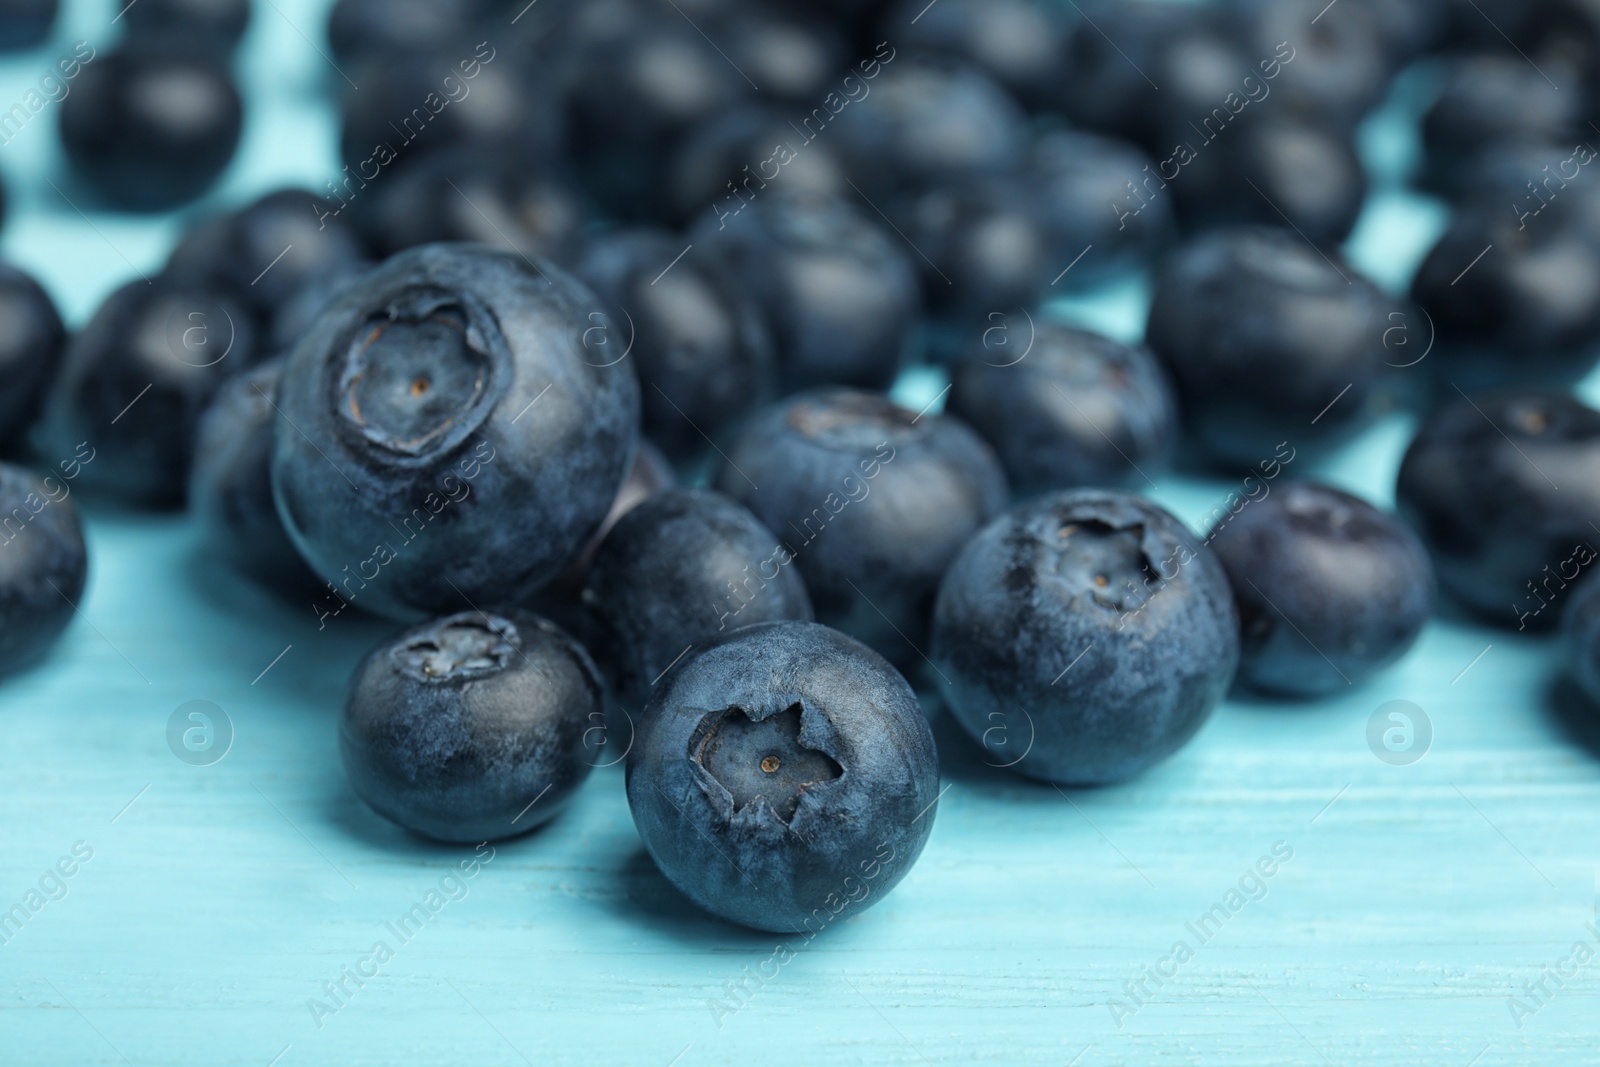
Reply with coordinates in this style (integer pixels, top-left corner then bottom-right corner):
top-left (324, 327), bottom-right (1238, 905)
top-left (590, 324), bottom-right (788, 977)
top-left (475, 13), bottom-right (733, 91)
top-left (2, 3), bottom-right (1599, 1065)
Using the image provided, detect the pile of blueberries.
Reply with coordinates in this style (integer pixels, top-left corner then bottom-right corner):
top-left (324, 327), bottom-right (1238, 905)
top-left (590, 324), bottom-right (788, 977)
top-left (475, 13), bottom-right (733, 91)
top-left (1, 0), bottom-right (1599, 934)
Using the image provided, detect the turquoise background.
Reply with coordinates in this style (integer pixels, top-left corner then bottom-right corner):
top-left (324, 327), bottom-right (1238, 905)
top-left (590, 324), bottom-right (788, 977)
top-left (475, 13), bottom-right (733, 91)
top-left (2, 2), bottom-right (1599, 1064)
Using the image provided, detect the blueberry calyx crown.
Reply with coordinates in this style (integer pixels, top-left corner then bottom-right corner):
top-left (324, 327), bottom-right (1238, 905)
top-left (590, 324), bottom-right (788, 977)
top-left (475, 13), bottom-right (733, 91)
top-left (786, 391), bottom-right (925, 451)
top-left (1042, 518), bottom-right (1162, 614)
top-left (336, 287), bottom-right (506, 460)
top-left (392, 612), bottom-right (520, 683)
top-left (691, 702), bottom-right (843, 823)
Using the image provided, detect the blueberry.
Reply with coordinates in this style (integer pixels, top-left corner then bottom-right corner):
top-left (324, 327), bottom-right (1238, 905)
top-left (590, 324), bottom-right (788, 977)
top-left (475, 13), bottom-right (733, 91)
top-left (0, 262), bottom-right (66, 451)
top-left (1455, 139), bottom-right (1600, 208)
top-left (166, 189), bottom-right (369, 326)
top-left (347, 147), bottom-right (589, 265)
top-left (533, 437), bottom-right (676, 625)
top-left (626, 620), bottom-right (938, 932)
top-left (1481, 0), bottom-right (1600, 90)
top-left (1421, 53), bottom-right (1585, 199)
top-left (190, 359), bottom-right (320, 594)
top-left (931, 490), bottom-right (1239, 785)
top-left (561, 9), bottom-right (746, 220)
top-left (339, 41), bottom-right (561, 180)
top-left (1441, 0), bottom-right (1541, 49)
top-left (327, 0), bottom-right (493, 66)
top-left (584, 488), bottom-right (812, 705)
top-left (125, 0), bottom-right (252, 46)
top-left (1343, 0), bottom-right (1447, 61)
top-left (710, 4), bottom-right (846, 104)
top-left (1146, 226), bottom-right (1392, 468)
top-left (693, 192), bottom-right (921, 391)
top-left (1564, 576), bottom-right (1600, 707)
top-left (0, 0), bottom-right (55, 51)
top-left (899, 174), bottom-right (1057, 345)
top-left (1166, 114), bottom-right (1367, 247)
top-left (574, 230), bottom-right (776, 461)
top-left (947, 323), bottom-right (1178, 496)
top-left (1396, 390), bottom-right (1600, 630)
top-left (1227, 0), bottom-right (1394, 132)
top-left (1207, 481), bottom-right (1434, 697)
top-left (881, 0), bottom-right (1071, 111)
top-left (1060, 1), bottom-right (1244, 154)
top-left (714, 388), bottom-right (1007, 669)
top-left (341, 610), bottom-right (601, 842)
top-left (829, 52), bottom-right (1027, 202)
top-left (0, 461), bottom-right (86, 677)
top-left (271, 243), bottom-right (639, 620)
top-left (58, 38), bottom-right (242, 211)
top-left (41, 276), bottom-right (257, 508)
top-left (668, 104), bottom-right (852, 225)
top-left (1031, 129), bottom-right (1173, 290)
top-left (1411, 183), bottom-right (1600, 390)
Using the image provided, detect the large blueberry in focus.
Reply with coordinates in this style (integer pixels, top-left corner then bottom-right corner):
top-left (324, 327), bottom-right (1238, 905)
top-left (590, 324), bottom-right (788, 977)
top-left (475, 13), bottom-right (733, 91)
top-left (575, 230), bottom-right (775, 460)
top-left (714, 388), bottom-right (1007, 668)
top-left (341, 610), bottom-right (601, 842)
top-left (40, 276), bottom-right (257, 508)
top-left (1411, 185), bottom-right (1600, 390)
top-left (166, 188), bottom-right (369, 326)
top-left (1565, 577), bottom-right (1600, 707)
top-left (0, 263), bottom-right (66, 451)
top-left (626, 620), bottom-right (938, 933)
top-left (829, 52), bottom-right (1027, 201)
top-left (1146, 226), bottom-right (1392, 468)
top-left (58, 38), bottom-right (242, 211)
top-left (0, 461), bottom-right (86, 676)
top-left (584, 488), bottom-right (812, 705)
top-left (694, 192), bottom-right (921, 391)
top-left (1396, 390), bottom-right (1600, 629)
top-left (1208, 482), bottom-right (1434, 697)
top-left (931, 490), bottom-right (1238, 784)
top-left (191, 360), bottom-right (320, 595)
top-left (947, 323), bottom-right (1177, 495)
top-left (271, 243), bottom-right (640, 620)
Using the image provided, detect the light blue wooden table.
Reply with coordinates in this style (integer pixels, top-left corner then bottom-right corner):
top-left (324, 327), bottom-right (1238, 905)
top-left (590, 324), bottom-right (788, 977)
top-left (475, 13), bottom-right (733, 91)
top-left (2, 3), bottom-right (1598, 1064)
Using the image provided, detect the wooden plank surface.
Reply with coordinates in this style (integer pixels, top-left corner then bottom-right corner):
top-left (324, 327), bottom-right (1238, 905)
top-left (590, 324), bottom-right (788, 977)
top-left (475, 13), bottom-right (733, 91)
top-left (2, 3), bottom-right (1598, 1064)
